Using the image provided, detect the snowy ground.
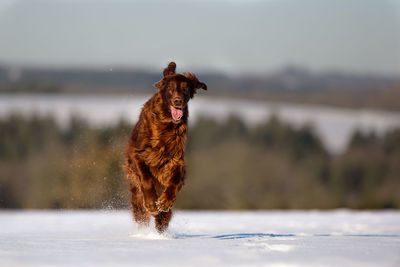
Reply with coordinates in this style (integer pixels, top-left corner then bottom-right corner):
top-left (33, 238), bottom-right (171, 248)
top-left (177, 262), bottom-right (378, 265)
top-left (0, 210), bottom-right (399, 266)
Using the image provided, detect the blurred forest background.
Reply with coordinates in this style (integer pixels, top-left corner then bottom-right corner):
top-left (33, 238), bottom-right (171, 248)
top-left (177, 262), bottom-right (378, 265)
top-left (0, 0), bottom-right (400, 210)
top-left (0, 114), bottom-right (399, 209)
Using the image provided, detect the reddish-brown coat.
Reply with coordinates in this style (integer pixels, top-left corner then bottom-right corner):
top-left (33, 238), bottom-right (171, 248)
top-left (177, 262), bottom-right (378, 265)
top-left (123, 62), bottom-right (207, 233)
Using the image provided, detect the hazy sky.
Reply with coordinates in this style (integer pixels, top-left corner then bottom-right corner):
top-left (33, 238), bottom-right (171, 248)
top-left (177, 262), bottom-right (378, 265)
top-left (0, 0), bottom-right (399, 75)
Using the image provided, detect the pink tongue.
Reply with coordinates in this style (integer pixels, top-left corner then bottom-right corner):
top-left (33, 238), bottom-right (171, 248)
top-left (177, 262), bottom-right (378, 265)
top-left (171, 106), bottom-right (183, 120)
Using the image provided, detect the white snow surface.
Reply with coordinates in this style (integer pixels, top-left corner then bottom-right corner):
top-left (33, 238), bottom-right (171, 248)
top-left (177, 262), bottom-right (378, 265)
top-left (0, 210), bottom-right (399, 266)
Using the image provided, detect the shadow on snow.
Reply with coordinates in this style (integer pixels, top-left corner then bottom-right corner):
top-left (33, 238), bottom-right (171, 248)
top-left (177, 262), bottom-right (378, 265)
top-left (173, 233), bottom-right (400, 240)
top-left (173, 233), bottom-right (295, 240)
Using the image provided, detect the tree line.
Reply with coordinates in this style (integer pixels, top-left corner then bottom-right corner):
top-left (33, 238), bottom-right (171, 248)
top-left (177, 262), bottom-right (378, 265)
top-left (0, 114), bottom-right (399, 209)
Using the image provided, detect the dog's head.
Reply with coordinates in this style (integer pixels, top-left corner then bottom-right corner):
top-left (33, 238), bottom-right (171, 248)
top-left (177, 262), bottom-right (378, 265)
top-left (155, 62), bottom-right (207, 124)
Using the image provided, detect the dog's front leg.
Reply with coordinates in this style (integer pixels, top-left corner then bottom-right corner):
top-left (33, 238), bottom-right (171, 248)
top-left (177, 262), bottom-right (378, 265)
top-left (156, 166), bottom-right (184, 212)
top-left (134, 157), bottom-right (158, 214)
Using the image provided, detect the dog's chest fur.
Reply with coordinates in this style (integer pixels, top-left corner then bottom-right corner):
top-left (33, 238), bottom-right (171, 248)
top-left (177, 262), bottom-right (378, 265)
top-left (141, 116), bottom-right (187, 186)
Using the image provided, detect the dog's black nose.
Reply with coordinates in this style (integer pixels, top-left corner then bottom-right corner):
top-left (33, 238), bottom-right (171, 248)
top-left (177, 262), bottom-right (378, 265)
top-left (173, 98), bottom-right (183, 107)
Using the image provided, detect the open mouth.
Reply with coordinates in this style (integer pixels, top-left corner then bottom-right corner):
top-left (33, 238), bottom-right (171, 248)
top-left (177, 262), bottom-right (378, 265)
top-left (170, 105), bottom-right (184, 122)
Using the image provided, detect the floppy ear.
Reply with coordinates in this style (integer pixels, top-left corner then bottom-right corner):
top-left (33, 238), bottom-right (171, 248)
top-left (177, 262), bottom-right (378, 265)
top-left (184, 72), bottom-right (207, 98)
top-left (154, 62), bottom-right (177, 89)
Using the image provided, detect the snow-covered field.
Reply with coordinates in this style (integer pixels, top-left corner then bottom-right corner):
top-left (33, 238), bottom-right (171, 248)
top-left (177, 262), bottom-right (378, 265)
top-left (1, 94), bottom-right (400, 154)
top-left (0, 210), bottom-right (399, 266)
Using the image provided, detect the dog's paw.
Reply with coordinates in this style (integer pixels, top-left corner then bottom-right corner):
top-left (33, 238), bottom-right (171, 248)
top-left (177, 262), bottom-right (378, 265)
top-left (156, 195), bottom-right (173, 212)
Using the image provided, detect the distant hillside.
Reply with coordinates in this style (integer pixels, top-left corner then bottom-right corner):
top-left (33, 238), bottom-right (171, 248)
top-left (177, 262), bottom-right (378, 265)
top-left (1, 65), bottom-right (399, 110)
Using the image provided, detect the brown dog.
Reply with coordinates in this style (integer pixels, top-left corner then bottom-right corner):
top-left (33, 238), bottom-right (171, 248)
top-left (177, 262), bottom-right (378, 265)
top-left (123, 62), bottom-right (207, 233)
